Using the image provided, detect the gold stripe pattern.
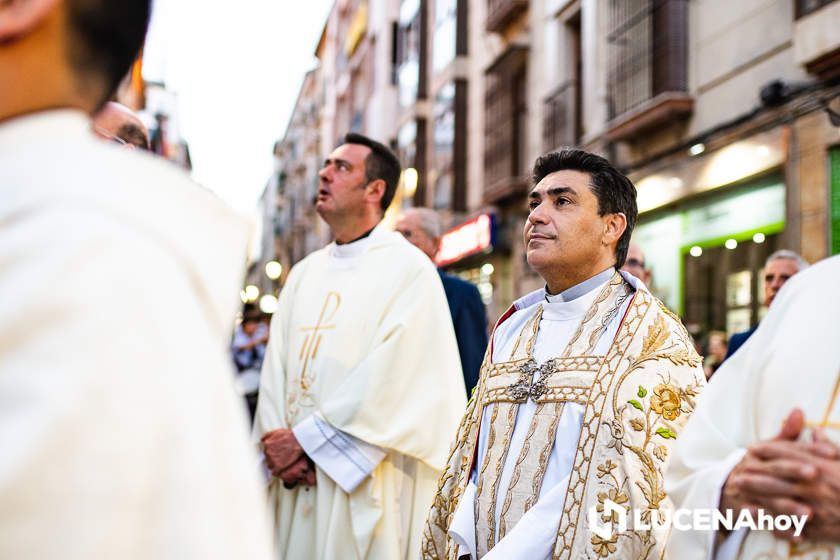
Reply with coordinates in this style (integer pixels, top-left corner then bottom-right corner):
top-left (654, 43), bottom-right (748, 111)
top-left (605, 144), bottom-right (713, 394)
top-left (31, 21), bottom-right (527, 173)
top-left (474, 272), bottom-right (632, 553)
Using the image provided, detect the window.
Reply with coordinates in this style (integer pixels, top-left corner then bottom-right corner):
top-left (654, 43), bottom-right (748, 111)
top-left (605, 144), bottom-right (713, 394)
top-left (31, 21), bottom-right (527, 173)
top-left (484, 48), bottom-right (528, 201)
top-left (543, 11), bottom-right (582, 151)
top-left (396, 0), bottom-right (422, 107)
top-left (606, 0), bottom-right (688, 118)
top-left (433, 0), bottom-right (457, 72)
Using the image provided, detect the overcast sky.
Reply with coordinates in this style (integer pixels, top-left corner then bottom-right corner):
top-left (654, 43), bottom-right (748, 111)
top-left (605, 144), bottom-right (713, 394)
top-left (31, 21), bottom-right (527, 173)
top-left (142, 0), bottom-right (333, 214)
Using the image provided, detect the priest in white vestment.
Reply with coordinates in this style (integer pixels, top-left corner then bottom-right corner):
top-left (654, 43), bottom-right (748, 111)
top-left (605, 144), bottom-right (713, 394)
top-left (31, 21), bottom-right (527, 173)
top-left (0, 2), bottom-right (272, 558)
top-left (424, 149), bottom-right (706, 560)
top-left (666, 255), bottom-right (840, 560)
top-left (254, 133), bottom-right (466, 559)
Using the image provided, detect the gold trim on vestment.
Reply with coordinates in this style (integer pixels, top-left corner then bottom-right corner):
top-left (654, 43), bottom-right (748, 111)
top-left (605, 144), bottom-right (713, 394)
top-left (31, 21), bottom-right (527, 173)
top-left (421, 281), bottom-right (706, 560)
top-left (286, 291), bottom-right (341, 424)
top-left (550, 293), bottom-right (650, 558)
top-left (474, 272), bottom-right (632, 552)
top-left (475, 402), bottom-right (518, 557)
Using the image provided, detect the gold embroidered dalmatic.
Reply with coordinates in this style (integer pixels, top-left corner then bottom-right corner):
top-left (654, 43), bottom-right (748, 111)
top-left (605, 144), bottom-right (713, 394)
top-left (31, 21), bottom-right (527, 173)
top-left (423, 273), bottom-right (705, 559)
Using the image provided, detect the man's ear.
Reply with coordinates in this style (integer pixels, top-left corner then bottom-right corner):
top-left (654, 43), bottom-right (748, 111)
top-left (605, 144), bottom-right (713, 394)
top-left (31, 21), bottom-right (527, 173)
top-left (0, 0), bottom-right (60, 43)
top-left (602, 212), bottom-right (627, 247)
top-left (365, 178), bottom-right (386, 206)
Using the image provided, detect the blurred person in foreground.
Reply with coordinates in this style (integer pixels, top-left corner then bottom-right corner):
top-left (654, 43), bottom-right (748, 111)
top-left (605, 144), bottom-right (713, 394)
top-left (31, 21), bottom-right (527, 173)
top-left (666, 255), bottom-right (840, 559)
top-left (254, 133), bottom-right (465, 559)
top-left (396, 207), bottom-right (488, 397)
top-left (423, 149), bottom-right (705, 559)
top-left (725, 250), bottom-right (808, 359)
top-left (92, 101), bottom-right (150, 149)
top-left (0, 1), bottom-right (272, 558)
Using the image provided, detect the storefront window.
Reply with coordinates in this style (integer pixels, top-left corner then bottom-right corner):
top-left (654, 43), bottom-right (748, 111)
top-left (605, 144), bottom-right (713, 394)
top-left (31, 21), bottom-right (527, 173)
top-left (634, 174), bottom-right (785, 317)
top-left (683, 233), bottom-right (781, 337)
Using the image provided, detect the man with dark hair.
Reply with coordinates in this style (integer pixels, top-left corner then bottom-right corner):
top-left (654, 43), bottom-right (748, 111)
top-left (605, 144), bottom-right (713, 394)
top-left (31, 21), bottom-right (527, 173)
top-left (343, 132), bottom-right (402, 211)
top-left (255, 133), bottom-right (465, 559)
top-left (93, 101), bottom-right (151, 150)
top-left (530, 149), bottom-right (638, 269)
top-left (0, 1), bottom-right (272, 558)
top-left (65, 0), bottom-right (152, 109)
top-left (424, 149), bottom-right (705, 559)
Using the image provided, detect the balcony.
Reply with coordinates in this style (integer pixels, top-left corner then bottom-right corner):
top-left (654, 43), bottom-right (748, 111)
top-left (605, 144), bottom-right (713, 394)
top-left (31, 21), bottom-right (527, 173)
top-left (543, 80), bottom-right (580, 152)
top-left (605, 92), bottom-right (694, 141)
top-left (486, 0), bottom-right (528, 34)
top-left (605, 0), bottom-right (693, 141)
top-left (484, 45), bottom-right (529, 205)
top-left (794, 0), bottom-right (840, 80)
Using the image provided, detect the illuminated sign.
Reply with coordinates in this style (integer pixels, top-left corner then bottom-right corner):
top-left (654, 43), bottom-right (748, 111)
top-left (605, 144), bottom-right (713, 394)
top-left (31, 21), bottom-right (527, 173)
top-left (436, 213), bottom-right (494, 266)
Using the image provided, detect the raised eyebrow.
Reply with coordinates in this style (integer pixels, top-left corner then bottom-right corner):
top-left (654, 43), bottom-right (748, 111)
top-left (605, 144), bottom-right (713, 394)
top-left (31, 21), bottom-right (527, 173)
top-left (546, 186), bottom-right (577, 198)
top-left (323, 158), bottom-right (352, 168)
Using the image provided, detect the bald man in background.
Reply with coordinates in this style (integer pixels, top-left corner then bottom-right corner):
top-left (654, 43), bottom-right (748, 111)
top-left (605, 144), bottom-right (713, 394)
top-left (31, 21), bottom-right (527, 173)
top-left (725, 249), bottom-right (808, 359)
top-left (621, 241), bottom-right (651, 285)
top-left (93, 101), bottom-right (150, 150)
top-left (396, 208), bottom-right (488, 397)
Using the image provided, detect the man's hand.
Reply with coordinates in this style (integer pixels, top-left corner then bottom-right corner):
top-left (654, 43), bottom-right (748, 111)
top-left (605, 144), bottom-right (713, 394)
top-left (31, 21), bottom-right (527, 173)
top-left (279, 456), bottom-right (317, 488)
top-left (721, 411), bottom-right (824, 516)
top-left (262, 428), bottom-right (304, 476)
top-left (719, 409), bottom-right (837, 540)
top-left (796, 430), bottom-right (840, 542)
top-left (720, 440), bottom-right (822, 517)
top-left (261, 429), bottom-right (317, 489)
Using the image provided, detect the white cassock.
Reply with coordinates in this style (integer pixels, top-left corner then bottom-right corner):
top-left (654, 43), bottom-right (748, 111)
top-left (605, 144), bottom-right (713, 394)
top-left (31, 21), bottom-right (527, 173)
top-left (0, 110), bottom-right (273, 559)
top-left (666, 255), bottom-right (840, 560)
top-left (254, 223), bottom-right (466, 560)
top-left (449, 268), bottom-right (635, 559)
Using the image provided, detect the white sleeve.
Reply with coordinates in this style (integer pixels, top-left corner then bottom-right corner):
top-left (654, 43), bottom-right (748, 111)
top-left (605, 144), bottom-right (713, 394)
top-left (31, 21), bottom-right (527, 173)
top-left (482, 478), bottom-right (569, 560)
top-left (448, 480), bottom-right (478, 560)
top-left (292, 413), bottom-right (386, 493)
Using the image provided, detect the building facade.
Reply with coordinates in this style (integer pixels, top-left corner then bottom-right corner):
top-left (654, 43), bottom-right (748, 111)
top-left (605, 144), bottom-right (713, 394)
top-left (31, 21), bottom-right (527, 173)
top-left (462, 0), bottom-right (840, 334)
top-left (262, 0), bottom-right (840, 330)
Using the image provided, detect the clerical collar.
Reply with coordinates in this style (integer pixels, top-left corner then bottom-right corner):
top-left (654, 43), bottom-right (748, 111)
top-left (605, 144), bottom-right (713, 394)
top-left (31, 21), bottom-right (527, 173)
top-left (544, 268), bottom-right (615, 303)
top-left (335, 225), bottom-right (377, 245)
top-left (329, 221), bottom-right (387, 260)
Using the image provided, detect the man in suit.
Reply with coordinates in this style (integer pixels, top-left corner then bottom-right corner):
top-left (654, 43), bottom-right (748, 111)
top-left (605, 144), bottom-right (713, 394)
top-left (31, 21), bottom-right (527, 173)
top-left (396, 208), bottom-right (488, 397)
top-left (725, 249), bottom-right (808, 359)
